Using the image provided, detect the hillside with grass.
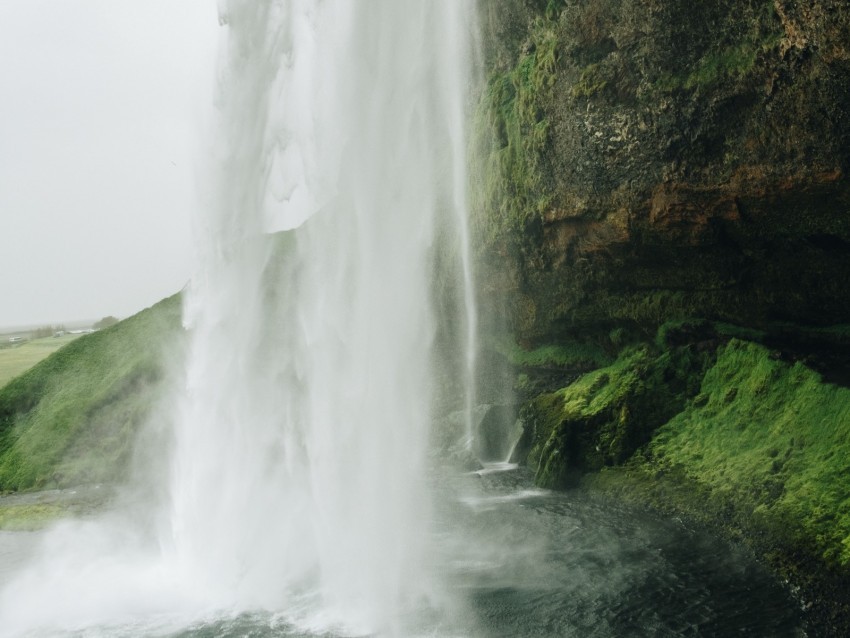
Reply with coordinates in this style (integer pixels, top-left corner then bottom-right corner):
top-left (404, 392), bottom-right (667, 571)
top-left (0, 294), bottom-right (183, 492)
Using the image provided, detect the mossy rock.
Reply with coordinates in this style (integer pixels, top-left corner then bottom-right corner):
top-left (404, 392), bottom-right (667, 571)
top-left (523, 343), bottom-right (710, 488)
top-left (516, 332), bottom-right (850, 630)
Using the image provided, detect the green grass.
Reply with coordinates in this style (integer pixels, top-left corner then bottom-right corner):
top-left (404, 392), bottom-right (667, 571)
top-left (0, 485), bottom-right (113, 529)
top-left (0, 334), bottom-right (83, 387)
top-left (0, 294), bottom-right (183, 492)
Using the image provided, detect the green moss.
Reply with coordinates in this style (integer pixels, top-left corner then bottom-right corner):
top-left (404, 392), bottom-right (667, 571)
top-left (525, 344), bottom-right (710, 488)
top-left (571, 62), bottom-right (609, 99)
top-left (655, 4), bottom-right (783, 93)
top-left (493, 335), bottom-right (611, 369)
top-left (0, 294), bottom-right (183, 491)
top-left (805, 325), bottom-right (850, 342)
top-left (714, 322), bottom-right (769, 343)
top-left (647, 339), bottom-right (850, 566)
top-left (472, 15), bottom-right (560, 247)
top-left (520, 327), bottom-right (850, 609)
top-left (523, 391), bottom-right (566, 473)
top-left (655, 318), bottom-right (716, 349)
top-left (594, 290), bottom-right (694, 327)
top-left (685, 44), bottom-right (759, 88)
top-left (544, 0), bottom-right (566, 22)
top-left (557, 348), bottom-right (648, 421)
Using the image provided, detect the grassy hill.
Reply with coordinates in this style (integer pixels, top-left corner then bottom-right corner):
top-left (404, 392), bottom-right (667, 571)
top-left (0, 294), bottom-right (183, 492)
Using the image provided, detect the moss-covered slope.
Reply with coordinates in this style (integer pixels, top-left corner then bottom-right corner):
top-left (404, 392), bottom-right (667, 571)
top-left (509, 323), bottom-right (850, 633)
top-left (524, 341), bottom-right (708, 486)
top-left (523, 332), bottom-right (850, 567)
top-left (649, 339), bottom-right (850, 566)
top-left (0, 294), bottom-right (183, 491)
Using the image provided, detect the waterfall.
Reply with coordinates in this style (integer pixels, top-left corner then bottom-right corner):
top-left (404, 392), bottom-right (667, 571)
top-left (168, 1), bottom-right (477, 631)
top-left (0, 2), bottom-right (477, 636)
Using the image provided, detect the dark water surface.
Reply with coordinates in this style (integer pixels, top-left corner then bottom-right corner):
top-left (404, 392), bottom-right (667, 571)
top-left (436, 466), bottom-right (803, 637)
top-left (0, 467), bottom-right (804, 637)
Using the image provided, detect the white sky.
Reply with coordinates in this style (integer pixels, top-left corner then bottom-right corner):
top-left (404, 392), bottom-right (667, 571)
top-left (0, 0), bottom-right (219, 328)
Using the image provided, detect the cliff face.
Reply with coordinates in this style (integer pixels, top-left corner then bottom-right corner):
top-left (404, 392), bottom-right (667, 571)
top-left (475, 1), bottom-right (850, 632)
top-left (475, 0), bottom-right (850, 341)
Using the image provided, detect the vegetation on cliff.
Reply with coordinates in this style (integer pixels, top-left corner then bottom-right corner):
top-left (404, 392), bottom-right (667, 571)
top-left (506, 322), bottom-right (850, 631)
top-left (524, 339), bottom-right (707, 486)
top-left (520, 326), bottom-right (850, 568)
top-left (650, 339), bottom-right (850, 566)
top-left (475, 0), bottom-right (850, 340)
top-left (473, 6), bottom-right (560, 245)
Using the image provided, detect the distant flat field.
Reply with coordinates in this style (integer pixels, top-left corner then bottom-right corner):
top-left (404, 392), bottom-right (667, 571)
top-left (0, 335), bottom-right (82, 387)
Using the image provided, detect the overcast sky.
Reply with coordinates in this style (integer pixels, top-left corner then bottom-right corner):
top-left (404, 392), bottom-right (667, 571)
top-left (0, 0), bottom-right (219, 328)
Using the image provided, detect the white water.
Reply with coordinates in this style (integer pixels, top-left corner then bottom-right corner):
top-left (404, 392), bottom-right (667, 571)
top-left (169, 0), bottom-right (477, 630)
top-left (0, 2), bottom-right (477, 636)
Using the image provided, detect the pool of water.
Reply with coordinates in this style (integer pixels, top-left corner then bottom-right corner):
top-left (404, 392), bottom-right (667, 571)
top-left (436, 466), bottom-right (803, 637)
top-left (0, 467), bottom-right (804, 637)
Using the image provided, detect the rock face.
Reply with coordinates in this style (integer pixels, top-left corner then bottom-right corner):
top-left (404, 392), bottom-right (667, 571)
top-left (475, 0), bottom-right (850, 341)
top-left (475, 2), bottom-right (850, 632)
